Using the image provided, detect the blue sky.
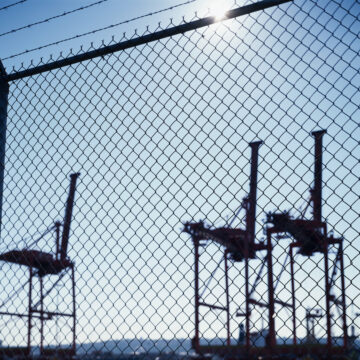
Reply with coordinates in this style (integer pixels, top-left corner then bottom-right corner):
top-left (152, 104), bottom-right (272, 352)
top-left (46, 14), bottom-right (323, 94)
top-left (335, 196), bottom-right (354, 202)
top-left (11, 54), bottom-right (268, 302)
top-left (0, 0), bottom-right (359, 352)
top-left (0, 0), bottom-right (235, 71)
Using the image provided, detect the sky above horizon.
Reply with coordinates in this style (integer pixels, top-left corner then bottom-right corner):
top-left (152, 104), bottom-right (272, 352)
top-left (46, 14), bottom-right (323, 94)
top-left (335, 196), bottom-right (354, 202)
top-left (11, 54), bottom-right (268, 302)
top-left (0, 0), bottom-right (359, 353)
top-left (0, 0), bottom-right (237, 72)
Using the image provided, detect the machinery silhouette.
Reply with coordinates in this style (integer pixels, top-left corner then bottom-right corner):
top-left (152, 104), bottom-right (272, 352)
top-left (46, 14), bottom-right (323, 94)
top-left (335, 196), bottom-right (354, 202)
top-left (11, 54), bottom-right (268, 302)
top-left (0, 173), bottom-right (80, 358)
top-left (183, 141), bottom-right (268, 354)
top-left (266, 130), bottom-right (348, 353)
top-left (183, 130), bottom-right (349, 359)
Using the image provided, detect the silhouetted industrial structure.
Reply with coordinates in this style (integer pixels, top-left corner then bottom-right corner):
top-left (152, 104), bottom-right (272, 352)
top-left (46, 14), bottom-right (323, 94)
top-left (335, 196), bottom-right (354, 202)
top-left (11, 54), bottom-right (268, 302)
top-left (0, 173), bottom-right (80, 358)
top-left (183, 141), bottom-right (267, 355)
top-left (184, 130), bottom-right (349, 359)
top-left (266, 130), bottom-right (348, 354)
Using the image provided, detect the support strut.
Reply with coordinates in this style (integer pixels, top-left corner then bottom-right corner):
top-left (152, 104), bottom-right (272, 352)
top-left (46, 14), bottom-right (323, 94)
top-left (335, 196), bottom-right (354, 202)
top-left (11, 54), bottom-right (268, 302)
top-left (290, 244), bottom-right (297, 345)
top-left (339, 241), bottom-right (348, 348)
top-left (27, 268), bottom-right (33, 356)
top-left (194, 238), bottom-right (200, 353)
top-left (267, 229), bottom-right (276, 349)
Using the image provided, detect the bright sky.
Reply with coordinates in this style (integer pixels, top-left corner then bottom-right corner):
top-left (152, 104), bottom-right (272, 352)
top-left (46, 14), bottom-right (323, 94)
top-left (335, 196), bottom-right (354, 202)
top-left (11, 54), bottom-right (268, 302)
top-left (0, 0), bottom-right (359, 353)
top-left (0, 0), bottom-right (235, 71)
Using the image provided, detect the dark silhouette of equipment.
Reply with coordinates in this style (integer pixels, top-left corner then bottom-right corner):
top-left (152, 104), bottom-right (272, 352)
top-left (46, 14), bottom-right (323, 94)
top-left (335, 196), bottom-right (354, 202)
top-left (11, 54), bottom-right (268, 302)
top-left (0, 173), bottom-right (80, 358)
top-left (183, 141), bottom-right (268, 353)
top-left (266, 130), bottom-right (348, 353)
top-left (183, 130), bottom-right (349, 359)
top-left (238, 323), bottom-right (245, 345)
top-left (305, 308), bottom-right (322, 344)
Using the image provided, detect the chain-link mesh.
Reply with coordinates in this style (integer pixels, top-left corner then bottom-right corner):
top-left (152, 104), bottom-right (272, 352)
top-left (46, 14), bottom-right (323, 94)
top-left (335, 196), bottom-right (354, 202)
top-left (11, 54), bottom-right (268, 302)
top-left (0, 0), bottom-right (359, 359)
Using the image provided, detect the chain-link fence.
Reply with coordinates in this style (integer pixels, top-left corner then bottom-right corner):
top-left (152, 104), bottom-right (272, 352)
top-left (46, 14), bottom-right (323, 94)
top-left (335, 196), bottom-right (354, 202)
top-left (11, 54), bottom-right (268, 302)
top-left (0, 0), bottom-right (359, 359)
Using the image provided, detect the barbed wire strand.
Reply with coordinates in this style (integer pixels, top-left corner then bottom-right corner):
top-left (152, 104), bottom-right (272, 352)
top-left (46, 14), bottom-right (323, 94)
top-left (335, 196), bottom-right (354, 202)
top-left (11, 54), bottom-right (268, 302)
top-left (0, 0), bottom-right (27, 12)
top-left (2, 0), bottom-right (196, 61)
top-left (0, 0), bottom-right (112, 38)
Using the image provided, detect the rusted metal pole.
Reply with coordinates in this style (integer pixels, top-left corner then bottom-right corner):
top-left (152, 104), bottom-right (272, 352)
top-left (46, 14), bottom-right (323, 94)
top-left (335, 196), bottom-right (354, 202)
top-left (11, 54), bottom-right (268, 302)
top-left (244, 221), bottom-right (251, 352)
top-left (0, 61), bottom-right (8, 238)
top-left (323, 234), bottom-right (332, 349)
top-left (60, 173), bottom-right (80, 261)
top-left (224, 252), bottom-right (230, 346)
top-left (27, 268), bottom-right (33, 356)
top-left (71, 264), bottom-right (77, 357)
top-left (55, 221), bottom-right (61, 260)
top-left (266, 229), bottom-right (276, 348)
top-left (40, 276), bottom-right (44, 355)
top-left (339, 240), bottom-right (348, 349)
top-left (194, 238), bottom-right (200, 353)
top-left (289, 244), bottom-right (297, 345)
top-left (311, 130), bottom-right (326, 222)
top-left (244, 141), bottom-right (262, 352)
top-left (247, 141), bottom-right (263, 245)
top-left (245, 256), bottom-right (250, 351)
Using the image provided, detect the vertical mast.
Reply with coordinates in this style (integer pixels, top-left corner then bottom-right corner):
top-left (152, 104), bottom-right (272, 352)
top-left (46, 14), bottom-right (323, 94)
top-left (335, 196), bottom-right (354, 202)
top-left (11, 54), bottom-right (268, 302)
top-left (60, 173), bottom-right (80, 261)
top-left (246, 141), bottom-right (263, 244)
top-left (311, 130), bottom-right (326, 222)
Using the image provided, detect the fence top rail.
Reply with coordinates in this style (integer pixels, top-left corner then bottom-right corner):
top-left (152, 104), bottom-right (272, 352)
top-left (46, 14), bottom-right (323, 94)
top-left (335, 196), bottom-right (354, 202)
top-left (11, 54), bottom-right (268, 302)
top-left (2, 0), bottom-right (292, 83)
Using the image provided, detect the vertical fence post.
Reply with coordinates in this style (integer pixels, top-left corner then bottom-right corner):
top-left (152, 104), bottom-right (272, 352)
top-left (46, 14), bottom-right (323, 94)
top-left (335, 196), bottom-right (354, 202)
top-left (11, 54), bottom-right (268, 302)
top-left (0, 61), bottom-right (9, 238)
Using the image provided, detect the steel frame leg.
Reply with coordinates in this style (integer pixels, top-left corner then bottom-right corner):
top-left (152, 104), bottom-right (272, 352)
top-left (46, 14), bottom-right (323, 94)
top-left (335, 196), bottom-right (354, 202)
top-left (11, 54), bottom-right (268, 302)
top-left (323, 228), bottom-right (332, 350)
top-left (72, 264), bottom-right (76, 357)
top-left (289, 244), bottom-right (297, 345)
top-left (267, 230), bottom-right (276, 349)
top-left (245, 251), bottom-right (250, 351)
top-left (339, 241), bottom-right (347, 349)
top-left (224, 252), bottom-right (230, 346)
top-left (40, 275), bottom-right (44, 355)
top-left (27, 268), bottom-right (33, 357)
top-left (194, 239), bottom-right (200, 353)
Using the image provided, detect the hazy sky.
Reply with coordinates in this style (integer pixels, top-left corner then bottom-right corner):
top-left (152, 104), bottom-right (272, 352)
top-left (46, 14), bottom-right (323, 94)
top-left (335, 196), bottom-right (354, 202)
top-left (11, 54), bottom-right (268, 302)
top-left (0, 0), bottom-right (359, 352)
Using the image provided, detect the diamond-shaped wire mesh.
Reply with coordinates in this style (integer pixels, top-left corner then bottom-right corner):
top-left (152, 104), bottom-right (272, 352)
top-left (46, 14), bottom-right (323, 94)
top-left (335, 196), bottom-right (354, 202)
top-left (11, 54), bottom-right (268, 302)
top-left (0, 0), bottom-right (359, 358)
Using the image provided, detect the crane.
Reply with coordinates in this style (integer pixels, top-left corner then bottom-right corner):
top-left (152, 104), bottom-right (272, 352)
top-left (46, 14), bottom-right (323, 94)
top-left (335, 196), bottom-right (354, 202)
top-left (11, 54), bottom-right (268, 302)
top-left (0, 173), bottom-right (80, 357)
top-left (0, 173), bottom-right (80, 276)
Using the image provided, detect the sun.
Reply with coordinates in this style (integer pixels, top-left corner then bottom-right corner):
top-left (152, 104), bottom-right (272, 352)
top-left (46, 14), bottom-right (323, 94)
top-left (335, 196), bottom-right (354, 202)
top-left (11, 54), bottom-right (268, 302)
top-left (209, 2), bottom-right (229, 21)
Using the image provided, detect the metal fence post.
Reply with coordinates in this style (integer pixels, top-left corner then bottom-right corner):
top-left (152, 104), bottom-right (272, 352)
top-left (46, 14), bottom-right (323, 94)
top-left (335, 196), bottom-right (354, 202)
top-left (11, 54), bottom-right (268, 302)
top-left (0, 61), bottom-right (9, 238)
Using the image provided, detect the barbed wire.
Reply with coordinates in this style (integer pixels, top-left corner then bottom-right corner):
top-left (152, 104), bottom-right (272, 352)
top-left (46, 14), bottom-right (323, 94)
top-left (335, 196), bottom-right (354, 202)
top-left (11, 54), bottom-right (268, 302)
top-left (0, 0), bottom-right (112, 38)
top-left (0, 0), bottom-right (27, 12)
top-left (2, 0), bottom-right (196, 61)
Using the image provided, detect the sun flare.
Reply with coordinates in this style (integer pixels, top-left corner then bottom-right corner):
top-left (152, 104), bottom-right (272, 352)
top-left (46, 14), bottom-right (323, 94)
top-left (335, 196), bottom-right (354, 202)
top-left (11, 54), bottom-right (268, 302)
top-left (209, 2), bottom-right (229, 21)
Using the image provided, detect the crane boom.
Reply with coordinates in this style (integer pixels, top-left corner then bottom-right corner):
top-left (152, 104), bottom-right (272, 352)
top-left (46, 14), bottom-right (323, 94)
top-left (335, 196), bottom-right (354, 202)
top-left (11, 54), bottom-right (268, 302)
top-left (60, 173), bottom-right (80, 261)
